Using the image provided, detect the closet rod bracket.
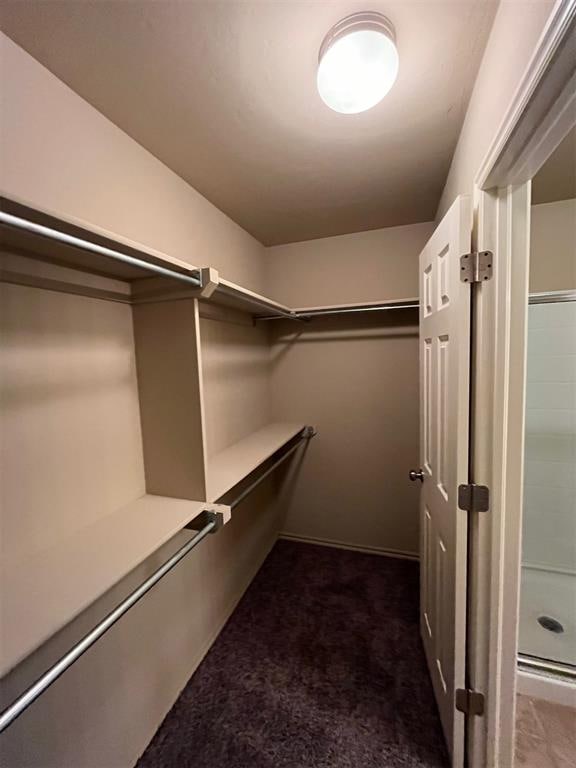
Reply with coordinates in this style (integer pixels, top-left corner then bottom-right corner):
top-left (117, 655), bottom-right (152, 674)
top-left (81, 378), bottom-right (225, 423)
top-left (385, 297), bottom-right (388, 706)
top-left (198, 267), bottom-right (220, 299)
top-left (184, 506), bottom-right (229, 533)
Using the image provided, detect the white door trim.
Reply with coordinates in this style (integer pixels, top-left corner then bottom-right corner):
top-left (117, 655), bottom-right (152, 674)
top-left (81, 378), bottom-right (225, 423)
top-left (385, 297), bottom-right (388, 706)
top-left (477, 0), bottom-right (576, 190)
top-left (473, 183), bottom-right (531, 768)
top-left (469, 2), bottom-right (576, 767)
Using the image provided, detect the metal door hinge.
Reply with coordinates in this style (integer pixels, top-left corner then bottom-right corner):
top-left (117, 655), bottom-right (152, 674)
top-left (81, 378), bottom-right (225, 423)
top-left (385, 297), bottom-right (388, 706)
top-left (458, 484), bottom-right (490, 512)
top-left (455, 688), bottom-right (485, 716)
top-left (460, 251), bottom-right (493, 283)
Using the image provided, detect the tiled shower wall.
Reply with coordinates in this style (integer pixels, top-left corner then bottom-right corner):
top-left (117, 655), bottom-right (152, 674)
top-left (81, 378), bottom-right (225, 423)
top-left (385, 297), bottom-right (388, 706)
top-left (520, 299), bottom-right (576, 665)
top-left (523, 300), bottom-right (576, 573)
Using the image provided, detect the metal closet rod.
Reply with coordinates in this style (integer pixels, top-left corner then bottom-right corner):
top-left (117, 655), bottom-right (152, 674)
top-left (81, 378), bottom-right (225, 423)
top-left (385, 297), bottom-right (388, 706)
top-left (223, 427), bottom-right (316, 509)
top-left (0, 212), bottom-right (203, 288)
top-left (258, 300), bottom-right (420, 321)
top-left (0, 512), bottom-right (222, 734)
top-left (0, 430), bottom-right (316, 732)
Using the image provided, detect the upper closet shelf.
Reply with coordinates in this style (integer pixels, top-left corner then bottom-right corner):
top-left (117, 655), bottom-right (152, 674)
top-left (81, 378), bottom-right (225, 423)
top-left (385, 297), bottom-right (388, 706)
top-left (209, 277), bottom-right (295, 319)
top-left (0, 197), bottom-right (420, 319)
top-left (0, 196), bottom-right (298, 319)
top-left (0, 494), bottom-right (228, 677)
top-left (258, 298), bottom-right (420, 320)
top-left (207, 423), bottom-right (306, 502)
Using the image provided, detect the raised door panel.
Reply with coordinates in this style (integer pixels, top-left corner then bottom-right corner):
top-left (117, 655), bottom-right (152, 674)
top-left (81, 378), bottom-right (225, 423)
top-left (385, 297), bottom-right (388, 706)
top-left (418, 195), bottom-right (471, 767)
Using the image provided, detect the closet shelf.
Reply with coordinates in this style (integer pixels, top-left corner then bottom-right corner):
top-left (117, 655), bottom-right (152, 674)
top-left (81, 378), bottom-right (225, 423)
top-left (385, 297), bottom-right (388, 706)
top-left (210, 278), bottom-right (296, 319)
top-left (207, 423), bottom-right (307, 502)
top-left (1, 197), bottom-right (419, 321)
top-left (258, 297), bottom-right (420, 320)
top-left (0, 495), bottom-right (218, 677)
top-left (0, 196), bottom-right (298, 319)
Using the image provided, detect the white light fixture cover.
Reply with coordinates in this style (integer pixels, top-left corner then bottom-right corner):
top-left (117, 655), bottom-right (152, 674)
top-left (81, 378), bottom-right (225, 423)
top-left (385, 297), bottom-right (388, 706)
top-left (317, 12), bottom-right (399, 114)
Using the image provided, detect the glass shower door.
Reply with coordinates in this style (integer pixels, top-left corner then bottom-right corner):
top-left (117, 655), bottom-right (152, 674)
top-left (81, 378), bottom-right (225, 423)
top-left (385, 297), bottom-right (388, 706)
top-left (519, 292), bottom-right (576, 673)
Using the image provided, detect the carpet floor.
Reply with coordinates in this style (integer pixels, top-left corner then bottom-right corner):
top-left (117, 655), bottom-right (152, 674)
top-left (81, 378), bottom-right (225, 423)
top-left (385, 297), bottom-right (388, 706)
top-left (137, 540), bottom-right (449, 768)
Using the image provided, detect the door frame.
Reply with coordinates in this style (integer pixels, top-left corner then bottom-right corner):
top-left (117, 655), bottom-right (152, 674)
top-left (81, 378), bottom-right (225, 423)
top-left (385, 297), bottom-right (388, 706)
top-left (467, 2), bottom-right (576, 766)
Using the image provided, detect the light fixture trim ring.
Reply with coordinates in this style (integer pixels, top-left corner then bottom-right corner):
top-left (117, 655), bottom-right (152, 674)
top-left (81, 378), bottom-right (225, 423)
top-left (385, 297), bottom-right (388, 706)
top-left (318, 11), bottom-right (397, 64)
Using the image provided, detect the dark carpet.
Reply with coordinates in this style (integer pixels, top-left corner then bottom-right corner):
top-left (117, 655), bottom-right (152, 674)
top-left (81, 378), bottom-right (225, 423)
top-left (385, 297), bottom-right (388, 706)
top-left (137, 540), bottom-right (448, 768)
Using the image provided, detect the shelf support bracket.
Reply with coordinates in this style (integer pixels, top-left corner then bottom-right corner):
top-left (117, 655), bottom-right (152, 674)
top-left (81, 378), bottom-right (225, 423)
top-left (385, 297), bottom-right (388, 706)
top-left (198, 267), bottom-right (219, 299)
top-left (184, 505), bottom-right (230, 533)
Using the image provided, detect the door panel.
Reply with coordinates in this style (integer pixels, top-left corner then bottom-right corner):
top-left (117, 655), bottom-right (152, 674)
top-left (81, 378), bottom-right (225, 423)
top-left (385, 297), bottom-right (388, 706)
top-left (418, 195), bottom-right (471, 766)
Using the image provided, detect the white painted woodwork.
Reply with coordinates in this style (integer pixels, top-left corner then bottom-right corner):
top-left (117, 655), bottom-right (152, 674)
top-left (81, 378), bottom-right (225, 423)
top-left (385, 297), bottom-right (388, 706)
top-left (1, 201), bottom-right (292, 318)
top-left (418, 195), bottom-right (471, 765)
top-left (207, 423), bottom-right (305, 502)
top-left (293, 298), bottom-right (420, 314)
top-left (212, 277), bottom-right (293, 317)
top-left (132, 298), bottom-right (208, 501)
top-left (471, 184), bottom-right (532, 768)
top-left (0, 494), bottom-right (216, 677)
top-left (467, 6), bottom-right (574, 765)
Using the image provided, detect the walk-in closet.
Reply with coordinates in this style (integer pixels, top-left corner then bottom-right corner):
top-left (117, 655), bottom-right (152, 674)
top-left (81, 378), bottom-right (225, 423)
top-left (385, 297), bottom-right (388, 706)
top-left (1, 3), bottom-right (575, 768)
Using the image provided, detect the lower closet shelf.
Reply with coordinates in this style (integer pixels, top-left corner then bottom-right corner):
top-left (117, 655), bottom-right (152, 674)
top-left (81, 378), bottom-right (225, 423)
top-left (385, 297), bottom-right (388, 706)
top-left (0, 495), bottom-right (212, 677)
top-left (207, 422), bottom-right (306, 502)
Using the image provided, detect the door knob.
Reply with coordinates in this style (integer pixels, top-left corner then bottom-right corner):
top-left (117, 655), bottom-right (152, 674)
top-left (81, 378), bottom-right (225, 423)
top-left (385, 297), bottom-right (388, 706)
top-left (409, 469), bottom-right (424, 483)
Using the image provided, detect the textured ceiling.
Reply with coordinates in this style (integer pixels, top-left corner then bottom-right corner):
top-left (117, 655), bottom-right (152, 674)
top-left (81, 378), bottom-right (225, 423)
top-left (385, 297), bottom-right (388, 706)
top-left (532, 127), bottom-right (576, 205)
top-left (0, 1), bottom-right (497, 245)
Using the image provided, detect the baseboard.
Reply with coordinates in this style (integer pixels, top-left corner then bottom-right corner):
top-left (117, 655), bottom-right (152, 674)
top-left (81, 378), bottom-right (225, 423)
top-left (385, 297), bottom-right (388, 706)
top-left (279, 532), bottom-right (419, 561)
top-left (517, 669), bottom-right (576, 707)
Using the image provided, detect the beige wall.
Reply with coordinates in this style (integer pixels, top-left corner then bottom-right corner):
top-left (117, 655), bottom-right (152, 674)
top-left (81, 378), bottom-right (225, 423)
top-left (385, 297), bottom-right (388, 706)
top-left (530, 199), bottom-right (576, 292)
top-left (271, 313), bottom-right (422, 556)
top-left (265, 222), bottom-right (434, 556)
top-left (0, 280), bottom-right (146, 564)
top-left (0, 34), bottom-right (279, 768)
top-left (0, 33), bottom-right (265, 293)
top-left (265, 222), bottom-right (433, 307)
top-left (437, 0), bottom-right (555, 218)
top-left (5, 2), bottom-right (558, 756)
top-left (199, 309), bottom-right (272, 458)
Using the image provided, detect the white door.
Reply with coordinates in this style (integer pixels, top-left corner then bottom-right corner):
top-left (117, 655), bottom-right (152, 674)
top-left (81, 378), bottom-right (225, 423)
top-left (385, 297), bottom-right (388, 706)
top-left (415, 195), bottom-right (471, 766)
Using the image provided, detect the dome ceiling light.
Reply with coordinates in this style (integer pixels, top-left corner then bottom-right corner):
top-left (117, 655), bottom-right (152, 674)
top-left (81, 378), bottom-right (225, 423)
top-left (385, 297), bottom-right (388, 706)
top-left (317, 11), bottom-right (399, 114)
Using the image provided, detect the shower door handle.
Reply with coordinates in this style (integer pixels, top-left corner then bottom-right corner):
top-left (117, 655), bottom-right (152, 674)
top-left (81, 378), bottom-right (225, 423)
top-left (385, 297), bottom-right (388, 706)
top-left (409, 469), bottom-right (424, 483)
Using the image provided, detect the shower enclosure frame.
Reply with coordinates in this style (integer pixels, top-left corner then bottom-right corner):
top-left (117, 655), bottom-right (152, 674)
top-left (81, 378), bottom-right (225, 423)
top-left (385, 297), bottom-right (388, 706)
top-left (518, 289), bottom-right (576, 684)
